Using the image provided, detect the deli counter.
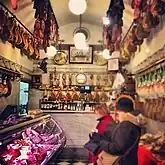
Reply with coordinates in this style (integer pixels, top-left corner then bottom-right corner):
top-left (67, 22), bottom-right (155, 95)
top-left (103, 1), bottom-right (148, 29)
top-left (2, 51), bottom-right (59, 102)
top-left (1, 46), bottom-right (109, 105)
top-left (0, 106), bottom-right (66, 165)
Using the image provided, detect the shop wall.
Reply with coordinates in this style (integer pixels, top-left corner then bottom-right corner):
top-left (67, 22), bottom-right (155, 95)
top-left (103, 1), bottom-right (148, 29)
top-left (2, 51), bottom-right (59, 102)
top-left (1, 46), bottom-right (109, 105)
top-left (0, 40), bottom-right (33, 111)
top-left (146, 118), bottom-right (165, 134)
top-left (7, 81), bottom-right (20, 105)
top-left (28, 89), bottom-right (43, 110)
top-left (0, 41), bottom-right (33, 71)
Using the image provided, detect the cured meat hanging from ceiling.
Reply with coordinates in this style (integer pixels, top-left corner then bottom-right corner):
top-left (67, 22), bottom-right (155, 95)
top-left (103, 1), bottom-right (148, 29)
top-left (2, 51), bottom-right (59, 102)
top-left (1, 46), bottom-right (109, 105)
top-left (33, 0), bottom-right (59, 53)
top-left (0, 3), bottom-right (40, 60)
top-left (102, 0), bottom-right (125, 54)
top-left (120, 0), bottom-right (165, 63)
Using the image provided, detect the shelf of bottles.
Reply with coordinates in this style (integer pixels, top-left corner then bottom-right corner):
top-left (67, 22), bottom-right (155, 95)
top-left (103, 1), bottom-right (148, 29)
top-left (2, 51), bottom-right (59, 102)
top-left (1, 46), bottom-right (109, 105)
top-left (39, 99), bottom-right (98, 111)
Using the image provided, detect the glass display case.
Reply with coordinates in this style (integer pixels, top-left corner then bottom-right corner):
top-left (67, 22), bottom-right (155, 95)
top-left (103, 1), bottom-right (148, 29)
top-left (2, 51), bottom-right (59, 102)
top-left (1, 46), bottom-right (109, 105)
top-left (0, 116), bottom-right (66, 165)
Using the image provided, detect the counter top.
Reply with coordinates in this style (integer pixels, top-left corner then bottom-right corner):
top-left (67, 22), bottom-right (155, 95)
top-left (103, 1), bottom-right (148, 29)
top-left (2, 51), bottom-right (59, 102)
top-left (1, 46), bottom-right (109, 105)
top-left (0, 114), bottom-right (50, 134)
top-left (42, 110), bottom-right (94, 113)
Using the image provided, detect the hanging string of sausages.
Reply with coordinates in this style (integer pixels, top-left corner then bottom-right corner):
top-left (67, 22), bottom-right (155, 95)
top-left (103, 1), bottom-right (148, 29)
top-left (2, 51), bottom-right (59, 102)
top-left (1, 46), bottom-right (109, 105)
top-left (0, 2), bottom-right (40, 60)
top-left (32, 0), bottom-right (59, 53)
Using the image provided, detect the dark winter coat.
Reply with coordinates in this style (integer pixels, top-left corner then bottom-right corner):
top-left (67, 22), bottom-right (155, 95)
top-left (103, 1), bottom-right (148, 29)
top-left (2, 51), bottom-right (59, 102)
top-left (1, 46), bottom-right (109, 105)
top-left (88, 115), bottom-right (113, 163)
top-left (99, 114), bottom-right (141, 165)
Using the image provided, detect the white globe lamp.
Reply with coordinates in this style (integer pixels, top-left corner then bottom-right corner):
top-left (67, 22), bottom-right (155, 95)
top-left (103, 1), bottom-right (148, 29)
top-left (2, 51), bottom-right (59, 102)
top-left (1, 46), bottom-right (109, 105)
top-left (74, 32), bottom-right (86, 49)
top-left (75, 42), bottom-right (89, 50)
top-left (69, 0), bottom-right (87, 15)
top-left (74, 32), bottom-right (86, 43)
top-left (103, 49), bottom-right (110, 60)
top-left (102, 16), bottom-right (110, 25)
top-left (75, 41), bottom-right (86, 49)
top-left (46, 45), bottom-right (57, 57)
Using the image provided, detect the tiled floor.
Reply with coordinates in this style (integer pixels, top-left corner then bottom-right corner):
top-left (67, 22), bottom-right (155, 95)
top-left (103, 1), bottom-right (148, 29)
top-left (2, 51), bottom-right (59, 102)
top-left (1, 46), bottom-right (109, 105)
top-left (48, 159), bottom-right (92, 165)
top-left (48, 147), bottom-right (91, 165)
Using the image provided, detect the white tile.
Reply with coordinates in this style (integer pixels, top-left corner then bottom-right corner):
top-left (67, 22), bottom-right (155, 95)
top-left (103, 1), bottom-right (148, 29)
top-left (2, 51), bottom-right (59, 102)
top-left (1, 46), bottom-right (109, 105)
top-left (57, 162), bottom-right (70, 165)
top-left (73, 162), bottom-right (86, 165)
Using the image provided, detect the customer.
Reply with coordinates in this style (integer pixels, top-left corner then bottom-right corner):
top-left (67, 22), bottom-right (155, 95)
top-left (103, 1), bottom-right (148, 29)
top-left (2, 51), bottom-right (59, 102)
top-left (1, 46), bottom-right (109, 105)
top-left (91, 95), bottom-right (144, 165)
top-left (88, 103), bottom-right (113, 164)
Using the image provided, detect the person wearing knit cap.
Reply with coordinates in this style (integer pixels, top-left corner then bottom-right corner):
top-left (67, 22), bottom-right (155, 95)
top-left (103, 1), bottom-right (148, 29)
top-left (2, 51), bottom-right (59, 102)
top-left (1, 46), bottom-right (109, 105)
top-left (90, 95), bottom-right (145, 165)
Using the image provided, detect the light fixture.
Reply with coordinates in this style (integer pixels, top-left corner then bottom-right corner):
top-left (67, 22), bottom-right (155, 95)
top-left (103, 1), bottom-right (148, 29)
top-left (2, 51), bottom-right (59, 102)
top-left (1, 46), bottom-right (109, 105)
top-left (74, 32), bottom-right (86, 43)
top-left (46, 45), bottom-right (57, 57)
top-left (76, 73), bottom-right (87, 84)
top-left (103, 49), bottom-right (110, 59)
top-left (76, 43), bottom-right (89, 50)
top-left (75, 42), bottom-right (86, 50)
top-left (74, 14), bottom-right (88, 50)
top-left (68, 0), bottom-right (87, 15)
top-left (102, 16), bottom-right (110, 25)
top-left (74, 33), bottom-right (86, 49)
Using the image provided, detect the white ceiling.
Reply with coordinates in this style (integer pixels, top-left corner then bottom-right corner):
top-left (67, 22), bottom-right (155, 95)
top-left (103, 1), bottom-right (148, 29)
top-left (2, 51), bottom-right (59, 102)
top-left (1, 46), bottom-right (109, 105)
top-left (50, 0), bottom-right (134, 33)
top-left (2, 0), bottom-right (134, 41)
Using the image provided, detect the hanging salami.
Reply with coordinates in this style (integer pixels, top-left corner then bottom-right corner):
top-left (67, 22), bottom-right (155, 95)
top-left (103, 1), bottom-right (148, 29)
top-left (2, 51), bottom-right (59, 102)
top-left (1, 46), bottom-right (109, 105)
top-left (32, 0), bottom-right (59, 52)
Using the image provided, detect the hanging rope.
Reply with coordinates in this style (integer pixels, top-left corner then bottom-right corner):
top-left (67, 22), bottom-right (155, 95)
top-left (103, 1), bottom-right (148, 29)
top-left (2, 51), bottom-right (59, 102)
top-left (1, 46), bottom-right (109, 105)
top-left (121, 21), bottom-right (134, 44)
top-left (80, 14), bottom-right (82, 30)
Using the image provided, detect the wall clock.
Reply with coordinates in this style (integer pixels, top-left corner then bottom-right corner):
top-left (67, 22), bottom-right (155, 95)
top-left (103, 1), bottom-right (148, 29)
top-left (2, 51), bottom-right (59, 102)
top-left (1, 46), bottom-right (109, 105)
top-left (76, 73), bottom-right (87, 84)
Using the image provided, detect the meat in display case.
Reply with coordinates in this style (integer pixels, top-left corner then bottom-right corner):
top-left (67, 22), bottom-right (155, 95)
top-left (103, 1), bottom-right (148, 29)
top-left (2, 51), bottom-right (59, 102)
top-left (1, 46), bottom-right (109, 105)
top-left (0, 117), bottom-right (66, 165)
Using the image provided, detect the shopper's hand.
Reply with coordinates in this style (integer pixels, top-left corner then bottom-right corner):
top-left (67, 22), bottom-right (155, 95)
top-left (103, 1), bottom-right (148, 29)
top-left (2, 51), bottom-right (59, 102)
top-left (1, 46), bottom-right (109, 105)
top-left (92, 128), bottom-right (98, 133)
top-left (89, 128), bottom-right (98, 139)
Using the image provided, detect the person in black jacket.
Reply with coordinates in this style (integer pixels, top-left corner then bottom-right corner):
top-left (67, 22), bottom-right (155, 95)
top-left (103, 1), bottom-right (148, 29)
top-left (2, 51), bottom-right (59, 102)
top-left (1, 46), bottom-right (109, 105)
top-left (91, 95), bottom-right (142, 165)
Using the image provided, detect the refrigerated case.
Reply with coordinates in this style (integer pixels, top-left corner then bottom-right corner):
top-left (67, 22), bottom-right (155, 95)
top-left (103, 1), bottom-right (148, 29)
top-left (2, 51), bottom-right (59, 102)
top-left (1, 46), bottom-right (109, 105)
top-left (0, 115), bottom-right (66, 165)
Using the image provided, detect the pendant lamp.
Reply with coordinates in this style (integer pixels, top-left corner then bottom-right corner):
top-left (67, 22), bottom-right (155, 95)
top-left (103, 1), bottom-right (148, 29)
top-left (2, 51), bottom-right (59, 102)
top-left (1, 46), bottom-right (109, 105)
top-left (46, 45), bottom-right (57, 58)
top-left (102, 16), bottom-right (110, 25)
top-left (74, 15), bottom-right (88, 50)
top-left (103, 49), bottom-right (111, 60)
top-left (68, 0), bottom-right (87, 15)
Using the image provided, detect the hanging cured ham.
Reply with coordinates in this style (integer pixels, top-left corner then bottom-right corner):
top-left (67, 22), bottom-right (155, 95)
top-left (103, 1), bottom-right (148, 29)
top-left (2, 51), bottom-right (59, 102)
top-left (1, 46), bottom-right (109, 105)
top-left (103, 0), bottom-right (125, 53)
top-left (0, 3), bottom-right (39, 59)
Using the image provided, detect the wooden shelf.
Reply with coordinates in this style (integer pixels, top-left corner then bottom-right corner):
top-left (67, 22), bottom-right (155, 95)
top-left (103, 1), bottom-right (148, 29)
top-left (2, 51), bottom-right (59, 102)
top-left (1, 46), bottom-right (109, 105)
top-left (36, 88), bottom-right (111, 92)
